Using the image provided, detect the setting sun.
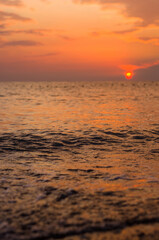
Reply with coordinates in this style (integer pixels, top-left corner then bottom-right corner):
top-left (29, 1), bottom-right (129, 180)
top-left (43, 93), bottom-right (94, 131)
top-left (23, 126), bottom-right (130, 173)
top-left (126, 72), bottom-right (133, 80)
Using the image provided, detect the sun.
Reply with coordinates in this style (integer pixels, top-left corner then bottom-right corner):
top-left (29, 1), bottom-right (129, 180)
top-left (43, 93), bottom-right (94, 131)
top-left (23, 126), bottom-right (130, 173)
top-left (125, 72), bottom-right (133, 80)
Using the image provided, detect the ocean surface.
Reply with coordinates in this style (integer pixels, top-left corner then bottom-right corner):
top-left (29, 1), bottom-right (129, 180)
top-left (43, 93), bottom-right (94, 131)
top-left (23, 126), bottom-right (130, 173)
top-left (0, 80), bottom-right (159, 240)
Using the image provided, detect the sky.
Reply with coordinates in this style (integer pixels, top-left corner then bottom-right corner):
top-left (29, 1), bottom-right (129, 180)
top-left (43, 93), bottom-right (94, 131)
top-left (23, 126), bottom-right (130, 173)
top-left (0, 0), bottom-right (159, 81)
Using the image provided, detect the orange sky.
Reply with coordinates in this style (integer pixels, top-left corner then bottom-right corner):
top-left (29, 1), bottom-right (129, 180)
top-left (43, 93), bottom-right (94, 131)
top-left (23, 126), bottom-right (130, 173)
top-left (0, 0), bottom-right (159, 81)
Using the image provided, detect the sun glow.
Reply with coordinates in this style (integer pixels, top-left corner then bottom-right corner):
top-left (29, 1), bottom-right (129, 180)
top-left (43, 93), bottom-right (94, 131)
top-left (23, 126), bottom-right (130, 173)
top-left (125, 72), bottom-right (133, 80)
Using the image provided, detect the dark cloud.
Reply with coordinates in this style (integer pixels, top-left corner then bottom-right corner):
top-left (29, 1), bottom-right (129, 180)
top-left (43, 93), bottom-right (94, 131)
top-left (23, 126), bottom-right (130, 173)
top-left (91, 28), bottom-right (137, 36)
top-left (135, 63), bottom-right (159, 81)
top-left (0, 24), bottom-right (6, 29)
top-left (40, 0), bottom-right (50, 3)
top-left (0, 40), bottom-right (42, 47)
top-left (138, 36), bottom-right (159, 42)
top-left (113, 28), bottom-right (137, 34)
top-left (0, 0), bottom-right (23, 7)
top-left (74, 0), bottom-right (159, 26)
top-left (0, 11), bottom-right (31, 22)
top-left (58, 35), bottom-right (74, 41)
top-left (120, 60), bottom-right (159, 75)
top-left (0, 29), bottom-right (50, 36)
top-left (35, 52), bottom-right (60, 57)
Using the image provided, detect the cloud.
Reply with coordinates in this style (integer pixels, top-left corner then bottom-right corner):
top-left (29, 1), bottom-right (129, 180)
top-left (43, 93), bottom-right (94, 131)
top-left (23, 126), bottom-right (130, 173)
top-left (0, 24), bottom-right (6, 29)
top-left (35, 52), bottom-right (60, 57)
top-left (139, 37), bottom-right (158, 41)
top-left (120, 60), bottom-right (159, 72)
top-left (40, 0), bottom-right (50, 3)
top-left (138, 36), bottom-right (159, 44)
top-left (0, 29), bottom-right (50, 36)
top-left (0, 40), bottom-right (42, 47)
top-left (135, 63), bottom-right (159, 81)
top-left (91, 27), bottom-right (137, 37)
top-left (58, 35), bottom-right (74, 41)
top-left (0, 0), bottom-right (23, 7)
top-left (74, 0), bottom-right (159, 26)
top-left (0, 11), bottom-right (31, 22)
top-left (112, 28), bottom-right (137, 34)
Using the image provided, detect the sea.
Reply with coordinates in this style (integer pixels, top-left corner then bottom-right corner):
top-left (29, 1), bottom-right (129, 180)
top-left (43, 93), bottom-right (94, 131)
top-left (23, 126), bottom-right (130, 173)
top-left (0, 80), bottom-right (159, 240)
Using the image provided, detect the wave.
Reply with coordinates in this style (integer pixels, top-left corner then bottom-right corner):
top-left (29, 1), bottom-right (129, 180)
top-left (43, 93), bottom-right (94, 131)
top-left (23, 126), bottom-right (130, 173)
top-left (0, 128), bottom-right (158, 155)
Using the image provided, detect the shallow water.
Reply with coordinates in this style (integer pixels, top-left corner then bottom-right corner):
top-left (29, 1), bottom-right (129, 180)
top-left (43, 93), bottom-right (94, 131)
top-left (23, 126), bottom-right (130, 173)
top-left (0, 80), bottom-right (159, 240)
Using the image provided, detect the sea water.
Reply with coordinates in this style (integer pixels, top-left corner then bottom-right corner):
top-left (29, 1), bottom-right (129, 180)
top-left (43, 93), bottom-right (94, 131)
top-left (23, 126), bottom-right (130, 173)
top-left (0, 80), bottom-right (159, 239)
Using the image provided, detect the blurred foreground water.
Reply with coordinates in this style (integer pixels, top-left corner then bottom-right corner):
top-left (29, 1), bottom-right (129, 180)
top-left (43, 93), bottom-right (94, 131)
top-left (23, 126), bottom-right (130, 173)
top-left (0, 80), bottom-right (159, 240)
